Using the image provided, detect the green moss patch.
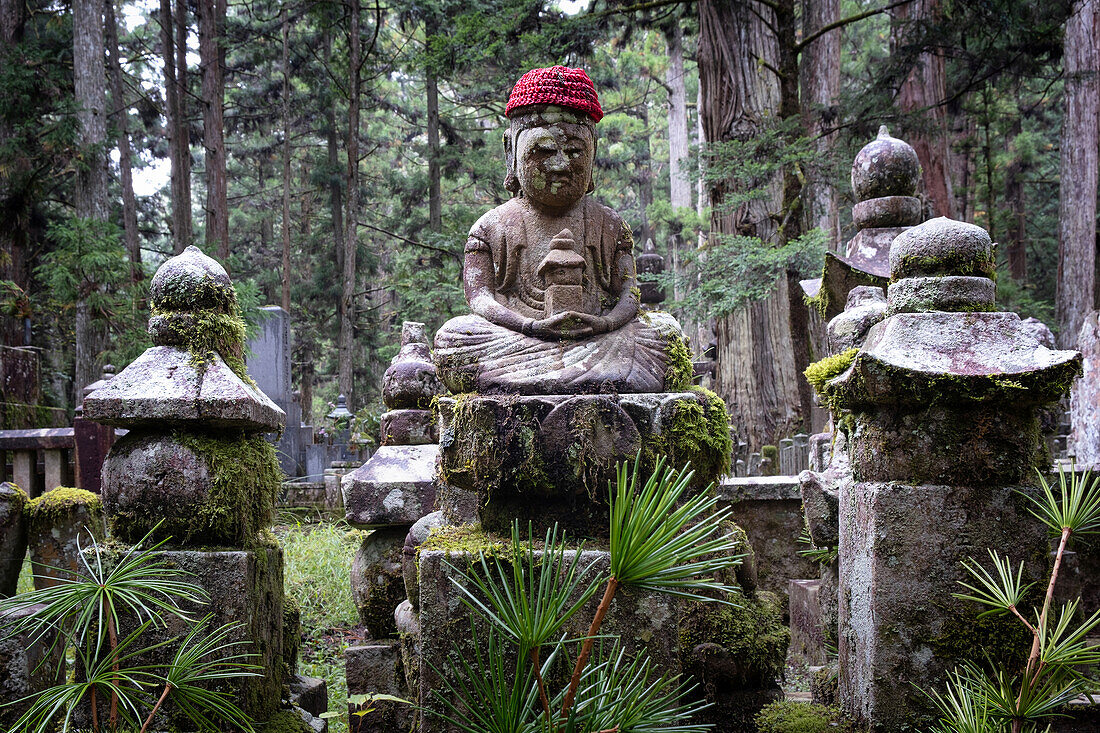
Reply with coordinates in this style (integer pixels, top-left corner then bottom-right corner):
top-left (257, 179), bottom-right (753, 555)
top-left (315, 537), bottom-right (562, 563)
top-left (679, 590), bottom-right (789, 688)
top-left (755, 701), bottom-right (856, 733)
top-left (663, 332), bottom-right (694, 391)
top-left (256, 709), bottom-right (314, 733)
top-left (25, 487), bottom-right (102, 533)
top-left (661, 388), bottom-right (732, 486)
top-left (804, 348), bottom-right (858, 393)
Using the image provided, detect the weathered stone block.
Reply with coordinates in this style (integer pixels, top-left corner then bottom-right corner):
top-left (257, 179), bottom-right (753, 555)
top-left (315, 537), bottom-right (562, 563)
top-left (380, 409), bottom-right (437, 446)
top-left (417, 541), bottom-right (786, 733)
top-left (789, 579), bottom-right (826, 666)
top-left (343, 445), bottom-right (439, 528)
top-left (350, 527), bottom-right (406, 638)
top-left (26, 487), bottom-right (103, 589)
top-left (345, 641), bottom-right (412, 732)
top-left (0, 482), bottom-right (28, 597)
top-left (438, 390), bottom-right (731, 535)
top-left (0, 604), bottom-right (66, 729)
top-left (838, 482), bottom-right (1044, 731)
top-left (98, 545), bottom-right (286, 728)
top-left (289, 674), bottom-right (328, 718)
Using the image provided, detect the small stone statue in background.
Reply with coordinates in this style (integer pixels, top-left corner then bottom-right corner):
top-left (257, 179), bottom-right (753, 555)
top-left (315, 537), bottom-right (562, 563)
top-left (434, 66), bottom-right (682, 395)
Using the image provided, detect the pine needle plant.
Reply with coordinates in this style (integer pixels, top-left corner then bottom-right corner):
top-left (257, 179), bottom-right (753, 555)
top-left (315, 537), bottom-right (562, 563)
top-left (928, 467), bottom-right (1100, 733)
top-left (0, 524), bottom-right (260, 733)
top-left (431, 455), bottom-right (746, 732)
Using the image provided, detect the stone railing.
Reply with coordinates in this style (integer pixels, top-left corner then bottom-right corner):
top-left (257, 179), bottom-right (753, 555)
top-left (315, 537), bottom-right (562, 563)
top-left (0, 428), bottom-right (76, 497)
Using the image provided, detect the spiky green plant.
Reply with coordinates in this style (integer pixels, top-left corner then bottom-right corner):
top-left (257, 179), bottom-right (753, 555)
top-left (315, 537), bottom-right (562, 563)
top-left (929, 466), bottom-right (1100, 733)
top-left (0, 525), bottom-right (260, 733)
top-left (435, 454), bottom-right (744, 732)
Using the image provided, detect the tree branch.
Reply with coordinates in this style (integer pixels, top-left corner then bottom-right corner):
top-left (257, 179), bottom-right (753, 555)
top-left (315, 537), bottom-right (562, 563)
top-left (356, 221), bottom-right (464, 267)
top-left (583, 0), bottom-right (689, 20)
top-left (796, 0), bottom-right (915, 53)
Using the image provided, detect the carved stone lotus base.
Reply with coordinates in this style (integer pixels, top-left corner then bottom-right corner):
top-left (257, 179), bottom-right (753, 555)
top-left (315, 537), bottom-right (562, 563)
top-left (436, 390), bottom-right (731, 536)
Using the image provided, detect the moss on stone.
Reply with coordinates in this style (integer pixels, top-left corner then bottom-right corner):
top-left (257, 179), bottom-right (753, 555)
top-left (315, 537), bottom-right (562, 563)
top-left (930, 599), bottom-right (1032, 673)
top-left (255, 709), bottom-right (314, 733)
top-left (679, 590), bottom-right (789, 688)
top-left (754, 701), bottom-right (856, 733)
top-left (109, 430), bottom-right (280, 546)
top-left (663, 332), bottom-right (694, 391)
top-left (804, 349), bottom-right (859, 394)
top-left (664, 388), bottom-right (733, 486)
top-left (282, 594), bottom-right (301, 676)
top-left (150, 306), bottom-right (253, 384)
top-left (25, 487), bottom-right (102, 532)
top-left (418, 523), bottom-right (513, 564)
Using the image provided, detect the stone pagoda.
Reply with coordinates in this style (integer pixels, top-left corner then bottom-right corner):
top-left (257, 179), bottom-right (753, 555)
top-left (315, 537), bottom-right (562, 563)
top-left (816, 218), bottom-right (1081, 730)
top-left (83, 246), bottom-right (289, 728)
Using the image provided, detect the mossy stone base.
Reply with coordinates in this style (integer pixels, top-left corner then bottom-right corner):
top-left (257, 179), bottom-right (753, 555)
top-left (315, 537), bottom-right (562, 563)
top-left (85, 545), bottom-right (285, 729)
top-left (437, 390), bottom-right (731, 536)
top-left (839, 481), bottom-right (1045, 731)
top-left (416, 537), bottom-right (783, 733)
top-left (102, 429), bottom-right (279, 546)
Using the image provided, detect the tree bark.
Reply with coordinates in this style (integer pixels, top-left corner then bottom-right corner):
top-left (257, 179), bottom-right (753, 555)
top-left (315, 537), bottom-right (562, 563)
top-left (198, 0), bottom-right (228, 264)
top-left (636, 103), bottom-right (654, 246)
top-left (665, 23), bottom-right (689, 306)
top-left (281, 8), bottom-right (292, 313)
top-left (1056, 0), bottom-right (1100, 348)
top-left (1004, 116), bottom-right (1027, 282)
top-left (700, 0), bottom-right (804, 447)
top-left (799, 0), bottom-right (840, 249)
top-left (0, 0), bottom-right (28, 348)
top-left (160, 0), bottom-right (191, 253)
top-left (73, 0), bottom-right (109, 397)
top-left (105, 0), bottom-right (141, 281)
top-left (324, 25), bottom-right (344, 267)
top-left (340, 0), bottom-right (361, 407)
top-left (425, 13), bottom-right (442, 235)
top-left (892, 0), bottom-right (955, 218)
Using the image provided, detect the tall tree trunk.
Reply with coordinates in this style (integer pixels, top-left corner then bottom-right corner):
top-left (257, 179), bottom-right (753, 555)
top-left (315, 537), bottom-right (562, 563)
top-left (636, 103), bottom-right (654, 246)
top-left (1056, 0), bottom-right (1100, 348)
top-left (73, 0), bottom-right (109, 397)
top-left (324, 25), bottom-right (344, 266)
top-left (340, 0), bottom-right (361, 407)
top-left (281, 8), bottom-right (292, 312)
top-left (700, 0), bottom-right (803, 447)
top-left (105, 0), bottom-right (141, 281)
top-left (198, 0), bottom-right (228, 264)
top-left (0, 0), bottom-right (28, 348)
top-left (1004, 115), bottom-right (1027, 282)
top-left (160, 0), bottom-right (191, 252)
top-left (892, 0), bottom-right (955, 218)
top-left (175, 0), bottom-right (192, 248)
top-left (425, 14), bottom-right (442, 235)
top-left (799, 0), bottom-right (840, 249)
top-left (665, 22), bottom-right (689, 306)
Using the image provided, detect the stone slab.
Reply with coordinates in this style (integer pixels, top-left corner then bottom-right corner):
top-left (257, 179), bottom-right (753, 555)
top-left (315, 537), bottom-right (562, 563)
top-left (789, 579), bottom-right (826, 666)
top-left (246, 306), bottom-right (292, 403)
top-left (289, 674), bottom-right (328, 718)
top-left (380, 409), bottom-right (437, 446)
top-left (343, 444), bottom-right (440, 528)
top-left (839, 481), bottom-right (1047, 731)
top-left (345, 641), bottom-right (413, 732)
top-left (83, 346), bottom-right (285, 431)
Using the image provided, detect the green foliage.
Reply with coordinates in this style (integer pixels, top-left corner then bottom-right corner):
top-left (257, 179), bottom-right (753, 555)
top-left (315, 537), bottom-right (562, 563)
top-left (804, 348), bottom-right (858, 394)
top-left (0, 525), bottom-right (260, 733)
top-left (278, 520), bottom-right (361, 631)
top-left (796, 528), bottom-right (838, 566)
top-left (754, 701), bottom-right (854, 733)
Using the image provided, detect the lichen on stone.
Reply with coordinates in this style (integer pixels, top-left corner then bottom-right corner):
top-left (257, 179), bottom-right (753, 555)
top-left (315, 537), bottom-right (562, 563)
top-left (25, 487), bottom-right (102, 524)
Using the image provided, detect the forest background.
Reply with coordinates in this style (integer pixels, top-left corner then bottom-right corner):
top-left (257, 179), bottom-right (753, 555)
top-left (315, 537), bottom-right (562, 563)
top-left (1, 0), bottom-right (1096, 450)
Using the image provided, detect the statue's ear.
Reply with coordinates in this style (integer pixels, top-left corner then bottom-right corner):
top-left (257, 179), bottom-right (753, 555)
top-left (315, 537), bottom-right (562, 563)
top-left (587, 136), bottom-right (597, 193)
top-left (503, 127), bottom-right (520, 194)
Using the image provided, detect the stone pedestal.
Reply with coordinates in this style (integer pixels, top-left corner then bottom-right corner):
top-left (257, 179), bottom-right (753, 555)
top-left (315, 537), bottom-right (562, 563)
top-left (437, 390), bottom-right (730, 535)
top-left (0, 483), bottom-right (28, 597)
top-left (0, 604), bottom-right (65, 729)
top-left (416, 543), bottom-right (787, 733)
top-left (343, 445), bottom-right (439, 528)
top-left (839, 482), bottom-right (1043, 729)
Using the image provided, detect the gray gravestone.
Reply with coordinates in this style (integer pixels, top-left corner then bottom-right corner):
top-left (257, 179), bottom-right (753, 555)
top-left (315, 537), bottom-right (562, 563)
top-left (246, 306), bottom-right (302, 475)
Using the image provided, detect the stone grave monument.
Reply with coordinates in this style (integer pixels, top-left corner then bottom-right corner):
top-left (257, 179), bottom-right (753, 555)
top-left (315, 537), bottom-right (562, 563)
top-left (810, 218), bottom-right (1080, 730)
top-left (246, 305), bottom-right (304, 476)
top-left (83, 246), bottom-right (295, 729)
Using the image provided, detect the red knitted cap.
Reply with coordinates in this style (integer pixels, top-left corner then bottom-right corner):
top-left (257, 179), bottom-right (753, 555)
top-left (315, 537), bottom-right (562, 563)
top-left (505, 66), bottom-right (603, 123)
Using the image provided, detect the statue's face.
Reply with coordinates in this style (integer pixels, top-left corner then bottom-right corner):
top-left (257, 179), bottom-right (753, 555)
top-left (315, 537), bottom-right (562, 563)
top-left (514, 113), bottom-right (595, 209)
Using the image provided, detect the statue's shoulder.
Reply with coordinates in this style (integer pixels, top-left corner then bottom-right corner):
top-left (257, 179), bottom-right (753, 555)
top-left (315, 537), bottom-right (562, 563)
top-left (585, 197), bottom-right (631, 248)
top-left (469, 198), bottom-right (526, 244)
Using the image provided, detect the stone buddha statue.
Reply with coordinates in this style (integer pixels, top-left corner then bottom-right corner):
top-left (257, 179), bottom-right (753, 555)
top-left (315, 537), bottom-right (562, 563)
top-left (434, 66), bottom-right (684, 395)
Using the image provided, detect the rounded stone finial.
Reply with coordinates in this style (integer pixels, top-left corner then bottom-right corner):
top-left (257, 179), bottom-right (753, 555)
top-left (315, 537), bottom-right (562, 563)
top-left (150, 245), bottom-right (235, 312)
top-left (383, 322), bottom-right (443, 410)
top-left (851, 126), bottom-right (921, 202)
top-left (889, 217), bottom-right (994, 281)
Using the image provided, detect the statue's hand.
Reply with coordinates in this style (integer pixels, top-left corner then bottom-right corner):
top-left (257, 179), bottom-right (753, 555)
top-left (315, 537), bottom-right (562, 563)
top-left (530, 311), bottom-right (609, 340)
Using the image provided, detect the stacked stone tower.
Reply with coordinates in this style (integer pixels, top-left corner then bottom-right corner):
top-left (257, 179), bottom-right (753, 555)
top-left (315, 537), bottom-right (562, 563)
top-left (808, 125), bottom-right (923, 321)
top-left (818, 219), bottom-right (1081, 730)
top-left (83, 246), bottom-right (287, 726)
